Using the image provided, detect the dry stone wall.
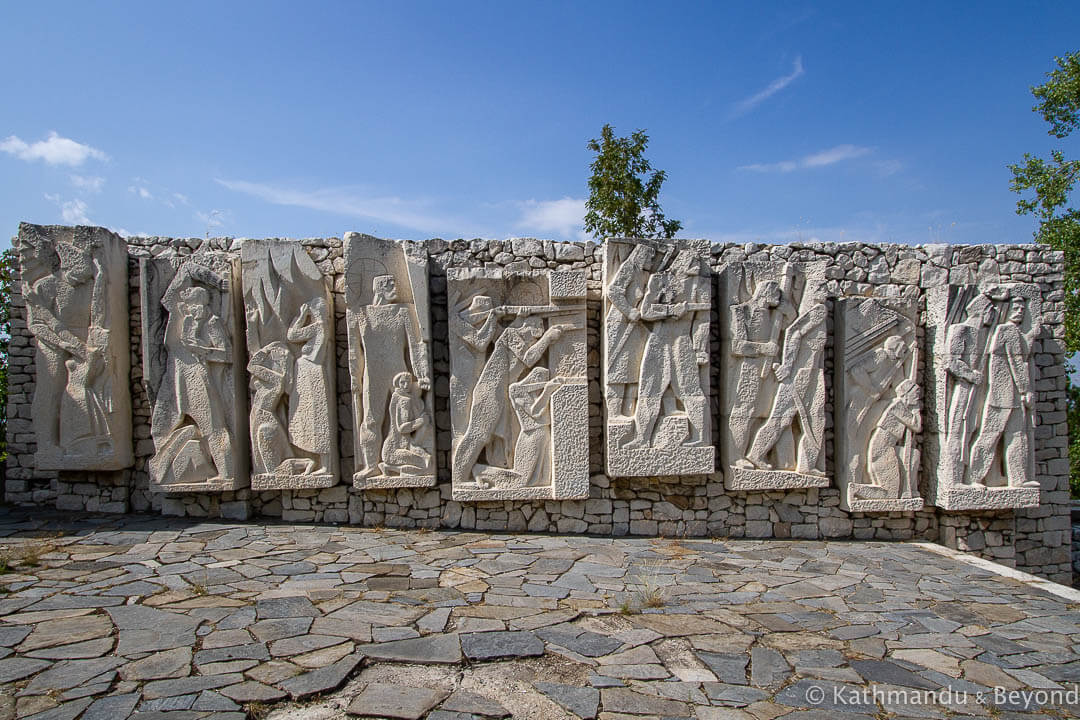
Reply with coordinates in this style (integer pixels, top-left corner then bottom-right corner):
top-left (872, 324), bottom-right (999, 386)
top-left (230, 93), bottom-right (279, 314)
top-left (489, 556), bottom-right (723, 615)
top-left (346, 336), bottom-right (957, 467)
top-left (4, 224), bottom-right (1071, 585)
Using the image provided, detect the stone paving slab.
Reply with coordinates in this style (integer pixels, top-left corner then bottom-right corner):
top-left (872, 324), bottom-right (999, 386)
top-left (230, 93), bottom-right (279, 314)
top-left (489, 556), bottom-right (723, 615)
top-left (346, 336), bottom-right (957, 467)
top-left (1, 507), bottom-right (1080, 720)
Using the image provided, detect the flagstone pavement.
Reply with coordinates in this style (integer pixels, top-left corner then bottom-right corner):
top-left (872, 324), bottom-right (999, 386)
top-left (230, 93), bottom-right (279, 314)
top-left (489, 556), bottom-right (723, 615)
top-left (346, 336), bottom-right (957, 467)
top-left (1, 507), bottom-right (1079, 720)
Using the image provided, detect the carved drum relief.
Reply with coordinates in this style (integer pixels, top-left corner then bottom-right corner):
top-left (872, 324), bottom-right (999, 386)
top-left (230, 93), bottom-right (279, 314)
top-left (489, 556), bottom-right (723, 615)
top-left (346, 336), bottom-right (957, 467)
top-left (345, 233), bottom-right (436, 490)
top-left (449, 268), bottom-right (588, 501)
top-left (243, 240), bottom-right (338, 490)
top-left (141, 254), bottom-right (248, 492)
top-left (720, 262), bottom-right (829, 491)
top-left (19, 224), bottom-right (133, 471)
top-left (835, 297), bottom-right (923, 512)
top-left (603, 238), bottom-right (715, 477)
top-left (927, 284), bottom-right (1042, 510)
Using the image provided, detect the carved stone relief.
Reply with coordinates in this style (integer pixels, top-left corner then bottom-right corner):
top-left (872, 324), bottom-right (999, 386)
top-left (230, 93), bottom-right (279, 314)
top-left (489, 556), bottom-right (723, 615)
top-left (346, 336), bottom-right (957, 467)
top-left (449, 268), bottom-right (588, 501)
top-left (926, 285), bottom-right (1042, 510)
top-left (141, 255), bottom-right (248, 492)
top-left (242, 240), bottom-right (338, 490)
top-left (602, 238), bottom-right (715, 477)
top-left (345, 233), bottom-right (435, 489)
top-left (835, 297), bottom-right (923, 512)
top-left (19, 223), bottom-right (133, 471)
top-left (720, 262), bottom-right (829, 491)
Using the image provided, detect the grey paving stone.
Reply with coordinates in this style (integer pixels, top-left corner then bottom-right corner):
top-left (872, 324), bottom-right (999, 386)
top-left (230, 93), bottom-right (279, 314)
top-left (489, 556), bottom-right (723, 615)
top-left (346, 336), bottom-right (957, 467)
top-left (255, 595), bottom-right (319, 620)
top-left (972, 634), bottom-right (1031, 656)
top-left (461, 631), bottom-right (544, 661)
top-left (216, 606), bottom-right (256, 630)
top-left (599, 687), bottom-right (688, 716)
top-left (190, 691), bottom-right (242, 711)
top-left (268, 634), bottom-right (346, 657)
top-left (0, 657), bottom-right (50, 683)
top-left (106, 606), bottom-right (201, 655)
top-left (82, 693), bottom-right (140, 720)
top-left (346, 683), bottom-right (448, 719)
top-left (694, 651), bottom-right (749, 685)
top-left (23, 638), bottom-right (114, 660)
top-left (22, 657), bottom-right (125, 694)
top-left (750, 647), bottom-right (791, 689)
top-left (250, 617), bottom-right (313, 643)
top-left (218, 680), bottom-right (287, 703)
top-left (534, 682), bottom-right (599, 719)
top-left (0, 626), bottom-right (31, 647)
top-left (536, 627), bottom-right (622, 657)
top-left (20, 697), bottom-right (93, 720)
top-left (702, 682), bottom-right (768, 706)
top-left (120, 647), bottom-right (192, 681)
top-left (277, 651), bottom-right (364, 699)
top-left (439, 689), bottom-right (509, 718)
top-left (588, 674), bottom-right (624, 688)
top-left (360, 633), bottom-right (462, 664)
top-left (141, 673), bottom-right (245, 700)
top-left (774, 679), bottom-right (878, 713)
top-left (849, 660), bottom-right (938, 690)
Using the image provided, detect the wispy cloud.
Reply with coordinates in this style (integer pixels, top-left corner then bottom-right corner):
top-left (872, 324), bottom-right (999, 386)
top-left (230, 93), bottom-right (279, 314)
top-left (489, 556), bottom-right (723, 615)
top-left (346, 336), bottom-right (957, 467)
top-left (217, 178), bottom-right (468, 235)
top-left (44, 193), bottom-right (92, 224)
top-left (2, 132), bottom-right (108, 166)
top-left (517, 197), bottom-right (585, 239)
top-left (739, 144), bottom-right (872, 173)
top-left (70, 174), bottom-right (105, 193)
top-left (129, 185), bottom-right (153, 200)
top-left (730, 56), bottom-right (804, 118)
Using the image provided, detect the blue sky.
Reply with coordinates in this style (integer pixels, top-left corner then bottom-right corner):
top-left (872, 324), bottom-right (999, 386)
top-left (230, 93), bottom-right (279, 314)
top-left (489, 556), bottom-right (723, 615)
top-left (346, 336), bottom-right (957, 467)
top-left (2, 2), bottom-right (1078, 249)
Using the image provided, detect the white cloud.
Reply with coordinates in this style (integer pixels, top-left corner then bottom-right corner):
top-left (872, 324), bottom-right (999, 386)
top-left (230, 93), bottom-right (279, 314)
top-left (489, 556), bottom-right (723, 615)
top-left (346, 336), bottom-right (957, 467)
top-left (217, 178), bottom-right (466, 235)
top-left (196, 210), bottom-right (225, 229)
top-left (129, 185), bottom-right (153, 200)
top-left (517, 197), bottom-right (585, 239)
top-left (44, 193), bottom-right (92, 224)
top-left (730, 56), bottom-right (804, 118)
top-left (173, 193), bottom-right (190, 205)
top-left (2, 131), bottom-right (107, 166)
top-left (70, 174), bottom-right (105, 193)
top-left (739, 144), bottom-right (873, 173)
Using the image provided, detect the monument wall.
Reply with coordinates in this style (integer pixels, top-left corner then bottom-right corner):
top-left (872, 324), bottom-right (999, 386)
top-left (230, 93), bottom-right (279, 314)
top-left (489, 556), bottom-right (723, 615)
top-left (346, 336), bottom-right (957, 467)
top-left (5, 224), bottom-right (1071, 584)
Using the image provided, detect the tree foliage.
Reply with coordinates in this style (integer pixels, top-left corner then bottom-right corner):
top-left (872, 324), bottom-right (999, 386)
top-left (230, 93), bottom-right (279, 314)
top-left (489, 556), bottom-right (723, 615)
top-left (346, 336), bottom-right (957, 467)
top-left (1009, 52), bottom-right (1080, 495)
top-left (0, 248), bottom-right (14, 462)
top-left (584, 124), bottom-right (682, 241)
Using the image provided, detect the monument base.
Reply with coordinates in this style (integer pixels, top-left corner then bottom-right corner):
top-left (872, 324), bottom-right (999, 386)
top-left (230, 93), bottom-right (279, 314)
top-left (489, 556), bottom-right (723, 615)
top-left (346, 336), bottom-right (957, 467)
top-left (353, 473), bottom-right (437, 490)
top-left (725, 467), bottom-right (829, 491)
top-left (253, 474), bottom-right (336, 491)
top-left (605, 422), bottom-right (714, 477)
top-left (932, 484), bottom-right (1040, 511)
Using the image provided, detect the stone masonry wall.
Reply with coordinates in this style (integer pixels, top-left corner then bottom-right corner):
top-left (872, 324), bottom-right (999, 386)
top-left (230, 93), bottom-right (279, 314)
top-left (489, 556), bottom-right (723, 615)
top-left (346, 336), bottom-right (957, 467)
top-left (4, 232), bottom-right (1071, 585)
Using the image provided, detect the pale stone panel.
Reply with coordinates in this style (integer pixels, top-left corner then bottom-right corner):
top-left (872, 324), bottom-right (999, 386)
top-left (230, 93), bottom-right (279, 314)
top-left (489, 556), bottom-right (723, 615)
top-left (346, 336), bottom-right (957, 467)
top-left (344, 233), bottom-right (435, 489)
top-left (449, 268), bottom-right (588, 501)
top-left (141, 254), bottom-right (248, 492)
top-left (242, 239), bottom-right (338, 490)
top-left (602, 238), bottom-right (714, 477)
top-left (835, 297), bottom-right (924, 512)
top-left (926, 285), bottom-right (1042, 510)
top-left (719, 261), bottom-right (829, 491)
top-left (19, 223), bottom-right (133, 471)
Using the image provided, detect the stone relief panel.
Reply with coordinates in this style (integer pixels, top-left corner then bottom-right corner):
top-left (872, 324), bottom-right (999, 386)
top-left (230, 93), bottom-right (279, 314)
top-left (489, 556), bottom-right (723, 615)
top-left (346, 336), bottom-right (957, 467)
top-left (602, 238), bottom-right (715, 477)
top-left (720, 262), bottom-right (829, 491)
top-left (345, 233), bottom-right (435, 489)
top-left (19, 223), bottom-right (133, 471)
top-left (926, 284), bottom-right (1042, 510)
top-left (243, 240), bottom-right (338, 490)
top-left (449, 268), bottom-right (588, 501)
top-left (835, 297), bottom-right (923, 512)
top-left (141, 255), bottom-right (248, 492)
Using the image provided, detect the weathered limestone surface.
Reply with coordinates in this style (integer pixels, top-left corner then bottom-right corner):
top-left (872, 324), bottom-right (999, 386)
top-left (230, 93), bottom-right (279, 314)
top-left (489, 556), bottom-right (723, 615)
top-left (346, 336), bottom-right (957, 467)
top-left (19, 223), bottom-right (132, 470)
top-left (835, 297), bottom-right (924, 512)
top-left (243, 239), bottom-right (338, 490)
top-left (449, 267), bottom-right (588, 500)
top-left (603, 238), bottom-right (714, 477)
top-left (720, 261), bottom-right (829, 491)
top-left (345, 233), bottom-right (436, 490)
top-left (141, 254), bottom-right (248, 492)
top-left (927, 285), bottom-right (1042, 510)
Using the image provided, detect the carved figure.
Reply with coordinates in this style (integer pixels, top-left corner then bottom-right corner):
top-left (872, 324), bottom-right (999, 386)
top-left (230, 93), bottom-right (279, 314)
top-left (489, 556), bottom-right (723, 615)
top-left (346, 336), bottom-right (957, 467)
top-left (146, 257), bottom-right (246, 491)
top-left (20, 224), bottom-right (132, 470)
top-left (721, 263), bottom-right (827, 491)
top-left (603, 239), bottom-right (714, 477)
top-left (942, 293), bottom-right (996, 487)
top-left (345, 233), bottom-right (436, 489)
top-left (967, 293), bottom-right (1040, 488)
top-left (242, 240), bottom-right (337, 488)
top-left (604, 243), bottom-right (656, 418)
top-left (866, 379), bottom-right (922, 498)
top-left (355, 275), bottom-right (432, 478)
top-left (835, 297), bottom-right (923, 511)
top-left (449, 268), bottom-right (589, 500)
top-left (380, 372), bottom-right (432, 476)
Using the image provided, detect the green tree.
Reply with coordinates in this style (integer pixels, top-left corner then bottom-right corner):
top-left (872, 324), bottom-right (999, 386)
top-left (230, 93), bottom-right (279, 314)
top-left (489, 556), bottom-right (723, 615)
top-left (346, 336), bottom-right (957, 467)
top-left (1009, 51), bottom-right (1080, 494)
top-left (0, 248), bottom-right (14, 463)
top-left (584, 124), bottom-right (682, 240)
